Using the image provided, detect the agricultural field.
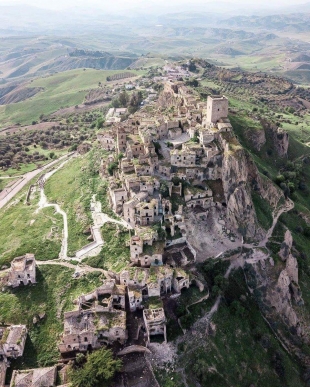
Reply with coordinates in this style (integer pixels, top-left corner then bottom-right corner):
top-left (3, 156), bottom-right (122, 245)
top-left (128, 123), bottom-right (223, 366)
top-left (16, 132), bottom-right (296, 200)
top-left (0, 68), bottom-right (144, 126)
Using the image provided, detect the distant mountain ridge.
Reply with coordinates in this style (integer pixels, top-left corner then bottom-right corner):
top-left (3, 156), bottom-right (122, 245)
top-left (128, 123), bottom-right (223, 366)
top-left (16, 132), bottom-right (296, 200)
top-left (0, 43), bottom-right (137, 80)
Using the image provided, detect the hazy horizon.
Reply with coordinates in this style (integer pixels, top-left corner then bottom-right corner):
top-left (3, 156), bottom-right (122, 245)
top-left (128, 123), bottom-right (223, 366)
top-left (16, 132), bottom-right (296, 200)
top-left (0, 0), bottom-right (308, 11)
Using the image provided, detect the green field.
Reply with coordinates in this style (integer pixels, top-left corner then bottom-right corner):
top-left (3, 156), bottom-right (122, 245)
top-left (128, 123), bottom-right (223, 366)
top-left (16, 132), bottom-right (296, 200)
top-left (44, 148), bottom-right (113, 257)
top-left (0, 68), bottom-right (144, 126)
top-left (44, 155), bottom-right (92, 256)
top-left (0, 184), bottom-right (63, 267)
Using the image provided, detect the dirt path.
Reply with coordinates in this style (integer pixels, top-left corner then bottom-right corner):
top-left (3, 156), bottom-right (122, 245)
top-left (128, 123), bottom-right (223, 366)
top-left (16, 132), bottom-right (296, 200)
top-left (36, 156), bottom-right (75, 259)
top-left (74, 195), bottom-right (132, 261)
top-left (51, 100), bottom-right (109, 117)
top-left (244, 198), bottom-right (294, 249)
top-left (185, 293), bottom-right (210, 314)
top-left (190, 199), bottom-right (295, 334)
top-left (36, 259), bottom-right (106, 274)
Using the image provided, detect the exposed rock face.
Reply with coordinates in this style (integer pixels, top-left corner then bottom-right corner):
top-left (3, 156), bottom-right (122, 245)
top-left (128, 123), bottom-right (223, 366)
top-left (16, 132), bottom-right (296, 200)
top-left (279, 230), bottom-right (294, 262)
top-left (245, 127), bottom-right (266, 151)
top-left (184, 207), bottom-right (242, 261)
top-left (218, 132), bottom-right (269, 240)
top-left (274, 128), bottom-right (289, 157)
top-left (271, 269), bottom-right (300, 328)
top-left (221, 146), bottom-right (260, 240)
top-left (261, 119), bottom-right (289, 157)
top-left (157, 83), bottom-right (181, 108)
top-left (246, 231), bottom-right (303, 337)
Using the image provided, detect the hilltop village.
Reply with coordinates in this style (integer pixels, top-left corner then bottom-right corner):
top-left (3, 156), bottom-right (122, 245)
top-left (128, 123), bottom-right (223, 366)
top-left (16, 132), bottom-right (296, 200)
top-left (0, 75), bottom-right (234, 385)
top-left (1, 66), bottom-right (297, 386)
top-left (58, 81), bottom-right (234, 353)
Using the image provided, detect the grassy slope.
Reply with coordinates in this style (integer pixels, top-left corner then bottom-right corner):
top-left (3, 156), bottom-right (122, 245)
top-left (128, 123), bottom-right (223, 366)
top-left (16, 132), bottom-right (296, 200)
top-left (157, 268), bottom-right (304, 387)
top-left (0, 68), bottom-right (143, 126)
top-left (1, 265), bottom-right (103, 370)
top-left (44, 156), bottom-right (90, 256)
top-left (44, 148), bottom-right (116, 257)
top-left (86, 223), bottom-right (130, 272)
top-left (0, 186), bottom-right (63, 266)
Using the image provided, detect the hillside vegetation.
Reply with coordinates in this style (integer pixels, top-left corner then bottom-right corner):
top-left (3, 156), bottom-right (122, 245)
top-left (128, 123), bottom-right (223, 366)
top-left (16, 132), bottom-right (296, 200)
top-left (0, 68), bottom-right (143, 126)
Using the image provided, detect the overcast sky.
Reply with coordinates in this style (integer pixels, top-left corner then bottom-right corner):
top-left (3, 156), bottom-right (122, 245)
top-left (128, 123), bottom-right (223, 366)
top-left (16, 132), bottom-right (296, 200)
top-left (0, 0), bottom-right (308, 10)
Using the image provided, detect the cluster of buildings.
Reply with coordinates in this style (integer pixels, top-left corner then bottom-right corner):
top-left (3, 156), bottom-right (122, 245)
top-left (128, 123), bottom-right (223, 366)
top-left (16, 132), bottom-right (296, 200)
top-left (88, 79), bottom-right (233, 348)
top-left (105, 107), bottom-right (128, 124)
top-left (0, 324), bottom-right (61, 387)
top-left (0, 256), bottom-right (63, 387)
top-left (59, 265), bottom-right (191, 352)
top-left (98, 81), bottom-right (230, 233)
top-left (1, 77), bottom-right (233, 382)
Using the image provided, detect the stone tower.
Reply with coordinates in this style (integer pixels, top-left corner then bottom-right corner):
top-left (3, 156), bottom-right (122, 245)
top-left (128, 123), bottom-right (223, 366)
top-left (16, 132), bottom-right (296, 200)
top-left (206, 95), bottom-right (228, 124)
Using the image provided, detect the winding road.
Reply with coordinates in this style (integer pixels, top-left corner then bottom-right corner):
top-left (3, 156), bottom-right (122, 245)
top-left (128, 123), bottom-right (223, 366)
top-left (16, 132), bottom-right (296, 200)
top-left (0, 153), bottom-right (75, 210)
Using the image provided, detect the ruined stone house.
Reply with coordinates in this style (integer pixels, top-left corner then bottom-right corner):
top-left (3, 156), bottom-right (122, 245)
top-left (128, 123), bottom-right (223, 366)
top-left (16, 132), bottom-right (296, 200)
top-left (59, 308), bottom-right (127, 353)
top-left (0, 325), bottom-right (27, 387)
top-left (75, 280), bottom-right (126, 311)
top-left (1, 325), bottom-right (27, 359)
top-left (143, 305), bottom-right (166, 344)
top-left (10, 366), bottom-right (57, 387)
top-left (97, 130), bottom-right (115, 151)
top-left (8, 254), bottom-right (36, 288)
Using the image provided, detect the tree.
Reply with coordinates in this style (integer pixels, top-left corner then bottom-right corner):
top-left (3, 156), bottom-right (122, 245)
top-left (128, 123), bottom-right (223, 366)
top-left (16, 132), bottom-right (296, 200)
top-left (96, 117), bottom-right (105, 129)
top-left (49, 152), bottom-right (55, 159)
top-left (108, 161), bottom-right (118, 176)
top-left (69, 347), bottom-right (122, 387)
top-left (119, 91), bottom-right (129, 107)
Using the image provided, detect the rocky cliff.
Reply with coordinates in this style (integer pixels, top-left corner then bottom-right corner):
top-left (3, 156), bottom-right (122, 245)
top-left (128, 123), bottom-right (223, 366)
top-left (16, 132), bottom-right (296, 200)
top-left (261, 119), bottom-right (289, 158)
top-left (219, 131), bottom-right (284, 240)
top-left (245, 230), bottom-right (303, 336)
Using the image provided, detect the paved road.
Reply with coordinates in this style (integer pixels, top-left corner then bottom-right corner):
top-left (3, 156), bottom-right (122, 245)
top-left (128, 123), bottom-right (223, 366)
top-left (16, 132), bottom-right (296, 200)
top-left (0, 153), bottom-right (74, 210)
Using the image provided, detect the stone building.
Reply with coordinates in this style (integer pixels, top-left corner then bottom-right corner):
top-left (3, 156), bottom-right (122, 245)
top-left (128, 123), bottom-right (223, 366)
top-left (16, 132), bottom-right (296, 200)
top-left (184, 187), bottom-right (213, 209)
top-left (205, 95), bottom-right (228, 125)
top-left (0, 361), bottom-right (7, 387)
top-left (129, 235), bottom-right (144, 261)
top-left (143, 304), bottom-right (167, 343)
top-left (0, 325), bottom-right (27, 387)
top-left (97, 130), bottom-right (115, 151)
top-left (128, 288), bottom-right (143, 312)
top-left (109, 187), bottom-right (127, 214)
top-left (76, 280), bottom-right (126, 311)
top-left (10, 366), bottom-right (57, 387)
top-left (1, 325), bottom-right (27, 359)
top-left (117, 127), bottom-right (127, 153)
top-left (8, 254), bottom-right (36, 288)
top-left (199, 128), bottom-right (215, 145)
top-left (171, 149), bottom-right (196, 167)
top-left (59, 308), bottom-right (127, 353)
top-left (173, 269), bottom-right (190, 293)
